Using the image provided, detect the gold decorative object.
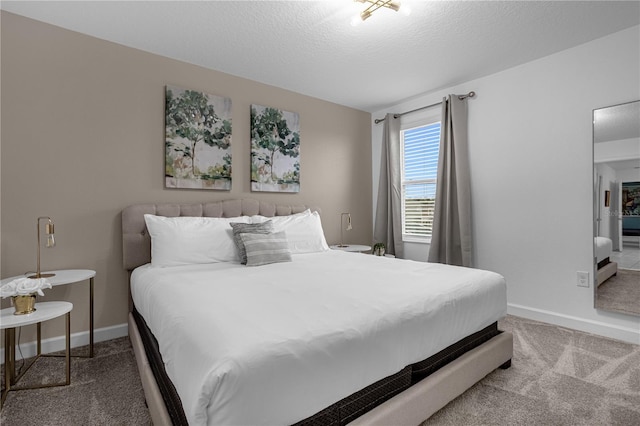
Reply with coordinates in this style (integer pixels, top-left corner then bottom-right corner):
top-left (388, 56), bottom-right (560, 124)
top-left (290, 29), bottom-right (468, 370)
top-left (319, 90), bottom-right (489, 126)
top-left (12, 294), bottom-right (37, 315)
top-left (28, 216), bottom-right (56, 279)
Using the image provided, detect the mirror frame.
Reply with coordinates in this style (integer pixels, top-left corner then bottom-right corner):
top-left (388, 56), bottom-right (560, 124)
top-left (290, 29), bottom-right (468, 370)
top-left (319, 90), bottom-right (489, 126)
top-left (592, 100), bottom-right (640, 313)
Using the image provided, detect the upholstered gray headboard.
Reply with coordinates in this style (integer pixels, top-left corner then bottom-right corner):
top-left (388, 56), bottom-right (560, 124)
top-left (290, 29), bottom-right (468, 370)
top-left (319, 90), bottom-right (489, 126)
top-left (122, 199), bottom-right (318, 271)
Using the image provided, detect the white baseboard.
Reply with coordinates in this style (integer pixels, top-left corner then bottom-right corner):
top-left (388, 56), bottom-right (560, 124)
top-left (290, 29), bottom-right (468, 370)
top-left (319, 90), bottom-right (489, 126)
top-left (507, 303), bottom-right (640, 345)
top-left (0, 322), bottom-right (128, 364)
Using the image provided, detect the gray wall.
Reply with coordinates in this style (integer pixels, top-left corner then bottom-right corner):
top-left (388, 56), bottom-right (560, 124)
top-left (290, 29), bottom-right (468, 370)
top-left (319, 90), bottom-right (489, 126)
top-left (1, 12), bottom-right (372, 342)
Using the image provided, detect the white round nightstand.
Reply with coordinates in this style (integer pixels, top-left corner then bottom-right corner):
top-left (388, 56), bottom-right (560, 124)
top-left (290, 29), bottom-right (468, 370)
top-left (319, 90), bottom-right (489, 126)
top-left (1, 269), bottom-right (96, 357)
top-left (1, 301), bottom-right (72, 328)
top-left (330, 244), bottom-right (372, 253)
top-left (1, 301), bottom-right (73, 407)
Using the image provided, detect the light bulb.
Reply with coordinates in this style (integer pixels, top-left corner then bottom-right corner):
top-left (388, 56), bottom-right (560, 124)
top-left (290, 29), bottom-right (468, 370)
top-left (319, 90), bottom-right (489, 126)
top-left (45, 221), bottom-right (55, 247)
top-left (350, 14), bottom-right (362, 27)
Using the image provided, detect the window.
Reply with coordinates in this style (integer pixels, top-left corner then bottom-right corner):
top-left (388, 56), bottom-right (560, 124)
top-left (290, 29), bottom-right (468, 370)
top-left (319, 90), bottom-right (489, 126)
top-left (401, 121), bottom-right (441, 241)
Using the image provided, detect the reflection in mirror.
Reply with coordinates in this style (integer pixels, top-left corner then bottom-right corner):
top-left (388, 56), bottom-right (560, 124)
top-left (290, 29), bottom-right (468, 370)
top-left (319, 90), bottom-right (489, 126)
top-left (593, 100), bottom-right (640, 316)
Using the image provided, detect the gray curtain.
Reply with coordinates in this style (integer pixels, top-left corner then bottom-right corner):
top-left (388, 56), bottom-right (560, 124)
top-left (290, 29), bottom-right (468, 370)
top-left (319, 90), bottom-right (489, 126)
top-left (428, 95), bottom-right (472, 267)
top-left (374, 113), bottom-right (404, 258)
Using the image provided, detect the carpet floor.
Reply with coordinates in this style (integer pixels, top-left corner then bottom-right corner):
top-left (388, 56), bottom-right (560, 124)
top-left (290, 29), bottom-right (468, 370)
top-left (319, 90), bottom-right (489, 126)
top-left (423, 315), bottom-right (640, 425)
top-left (1, 338), bottom-right (151, 425)
top-left (596, 269), bottom-right (640, 316)
top-left (1, 315), bottom-right (639, 425)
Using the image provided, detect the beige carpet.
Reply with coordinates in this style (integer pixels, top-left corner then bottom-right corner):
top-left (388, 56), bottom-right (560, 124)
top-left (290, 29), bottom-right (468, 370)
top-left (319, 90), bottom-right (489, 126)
top-left (1, 338), bottom-right (151, 425)
top-left (424, 315), bottom-right (640, 425)
top-left (2, 315), bottom-right (639, 425)
top-left (596, 269), bottom-right (640, 316)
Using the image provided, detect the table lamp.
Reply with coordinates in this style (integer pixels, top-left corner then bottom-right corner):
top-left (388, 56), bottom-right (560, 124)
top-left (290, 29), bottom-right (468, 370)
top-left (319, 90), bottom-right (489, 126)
top-left (338, 212), bottom-right (352, 248)
top-left (28, 216), bottom-right (56, 279)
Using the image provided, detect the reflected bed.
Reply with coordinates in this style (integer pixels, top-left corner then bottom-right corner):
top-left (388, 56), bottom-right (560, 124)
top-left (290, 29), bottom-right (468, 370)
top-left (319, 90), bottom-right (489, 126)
top-left (595, 236), bottom-right (617, 287)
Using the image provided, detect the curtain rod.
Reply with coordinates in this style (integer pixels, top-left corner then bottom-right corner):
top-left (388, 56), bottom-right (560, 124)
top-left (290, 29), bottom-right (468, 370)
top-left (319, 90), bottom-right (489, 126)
top-left (374, 91), bottom-right (476, 124)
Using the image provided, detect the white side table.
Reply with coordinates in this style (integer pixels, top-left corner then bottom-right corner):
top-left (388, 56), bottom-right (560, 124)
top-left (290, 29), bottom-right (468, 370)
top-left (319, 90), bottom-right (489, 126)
top-left (1, 301), bottom-right (72, 407)
top-left (1, 269), bottom-right (95, 357)
top-left (330, 244), bottom-right (372, 253)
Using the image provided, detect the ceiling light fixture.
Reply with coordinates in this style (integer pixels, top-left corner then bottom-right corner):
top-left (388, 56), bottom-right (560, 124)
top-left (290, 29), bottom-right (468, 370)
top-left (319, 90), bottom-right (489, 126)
top-left (351, 0), bottom-right (411, 26)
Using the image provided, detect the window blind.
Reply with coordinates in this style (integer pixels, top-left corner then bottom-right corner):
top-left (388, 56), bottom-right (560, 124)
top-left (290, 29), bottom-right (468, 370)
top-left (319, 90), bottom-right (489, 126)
top-left (402, 122), bottom-right (440, 238)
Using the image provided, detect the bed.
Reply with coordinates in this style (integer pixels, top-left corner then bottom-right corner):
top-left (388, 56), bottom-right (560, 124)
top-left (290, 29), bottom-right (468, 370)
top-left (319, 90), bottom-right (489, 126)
top-left (595, 236), bottom-right (617, 287)
top-left (123, 199), bottom-right (513, 425)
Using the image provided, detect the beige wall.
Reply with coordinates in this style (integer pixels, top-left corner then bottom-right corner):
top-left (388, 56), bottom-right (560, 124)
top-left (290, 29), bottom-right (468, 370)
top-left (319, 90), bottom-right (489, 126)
top-left (1, 12), bottom-right (372, 341)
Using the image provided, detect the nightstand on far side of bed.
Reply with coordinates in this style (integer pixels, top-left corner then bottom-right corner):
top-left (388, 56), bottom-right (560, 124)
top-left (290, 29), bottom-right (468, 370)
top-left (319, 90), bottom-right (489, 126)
top-left (330, 244), bottom-right (372, 253)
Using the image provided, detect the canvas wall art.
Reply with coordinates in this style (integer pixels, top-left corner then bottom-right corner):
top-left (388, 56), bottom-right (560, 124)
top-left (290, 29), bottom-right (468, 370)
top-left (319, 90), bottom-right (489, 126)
top-left (165, 85), bottom-right (232, 190)
top-left (250, 105), bottom-right (300, 193)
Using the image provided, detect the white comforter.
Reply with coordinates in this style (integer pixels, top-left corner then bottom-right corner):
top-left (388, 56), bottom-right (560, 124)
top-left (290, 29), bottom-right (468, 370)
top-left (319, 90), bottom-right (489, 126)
top-left (131, 250), bottom-right (507, 425)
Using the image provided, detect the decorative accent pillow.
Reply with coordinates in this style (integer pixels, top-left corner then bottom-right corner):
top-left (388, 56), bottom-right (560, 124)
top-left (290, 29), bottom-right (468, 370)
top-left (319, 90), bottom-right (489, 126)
top-left (230, 221), bottom-right (274, 265)
top-left (144, 214), bottom-right (251, 266)
top-left (241, 231), bottom-right (292, 266)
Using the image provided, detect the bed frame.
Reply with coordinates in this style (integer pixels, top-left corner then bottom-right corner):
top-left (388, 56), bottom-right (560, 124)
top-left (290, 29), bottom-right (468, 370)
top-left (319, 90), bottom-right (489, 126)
top-left (597, 260), bottom-right (618, 287)
top-left (123, 199), bottom-right (513, 426)
top-left (595, 237), bottom-right (618, 287)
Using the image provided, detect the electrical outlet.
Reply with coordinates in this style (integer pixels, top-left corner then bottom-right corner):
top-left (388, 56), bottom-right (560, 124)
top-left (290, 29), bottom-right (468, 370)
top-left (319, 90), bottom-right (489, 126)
top-left (577, 271), bottom-right (590, 288)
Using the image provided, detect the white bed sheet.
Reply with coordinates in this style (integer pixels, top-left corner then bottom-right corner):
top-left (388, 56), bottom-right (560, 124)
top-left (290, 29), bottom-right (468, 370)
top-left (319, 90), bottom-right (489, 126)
top-left (595, 236), bottom-right (613, 263)
top-left (131, 250), bottom-right (507, 425)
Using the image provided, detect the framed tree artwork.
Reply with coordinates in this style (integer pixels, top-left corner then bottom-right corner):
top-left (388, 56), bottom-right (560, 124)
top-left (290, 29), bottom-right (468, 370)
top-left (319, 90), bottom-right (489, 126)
top-left (250, 105), bottom-right (300, 193)
top-left (165, 85), bottom-right (232, 190)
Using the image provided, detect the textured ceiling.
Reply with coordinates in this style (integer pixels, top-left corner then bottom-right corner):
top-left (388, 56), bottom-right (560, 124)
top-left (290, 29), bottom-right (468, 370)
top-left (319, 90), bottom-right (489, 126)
top-left (2, 1), bottom-right (639, 112)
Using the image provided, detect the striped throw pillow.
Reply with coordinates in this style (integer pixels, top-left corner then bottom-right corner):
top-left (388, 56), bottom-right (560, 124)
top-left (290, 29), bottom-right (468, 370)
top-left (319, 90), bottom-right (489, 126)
top-left (230, 221), bottom-right (274, 264)
top-left (241, 231), bottom-right (292, 266)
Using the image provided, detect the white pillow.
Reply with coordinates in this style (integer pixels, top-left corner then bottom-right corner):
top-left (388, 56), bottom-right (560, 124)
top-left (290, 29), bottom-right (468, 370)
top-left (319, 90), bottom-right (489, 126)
top-left (249, 209), bottom-right (328, 254)
top-left (288, 211), bottom-right (330, 254)
top-left (277, 211), bottom-right (330, 254)
top-left (144, 214), bottom-right (251, 266)
top-left (250, 209), bottom-right (311, 224)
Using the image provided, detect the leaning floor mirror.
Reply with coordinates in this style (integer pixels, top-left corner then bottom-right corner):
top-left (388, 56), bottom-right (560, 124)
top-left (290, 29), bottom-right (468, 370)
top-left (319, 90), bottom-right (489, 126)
top-left (593, 100), bottom-right (640, 316)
